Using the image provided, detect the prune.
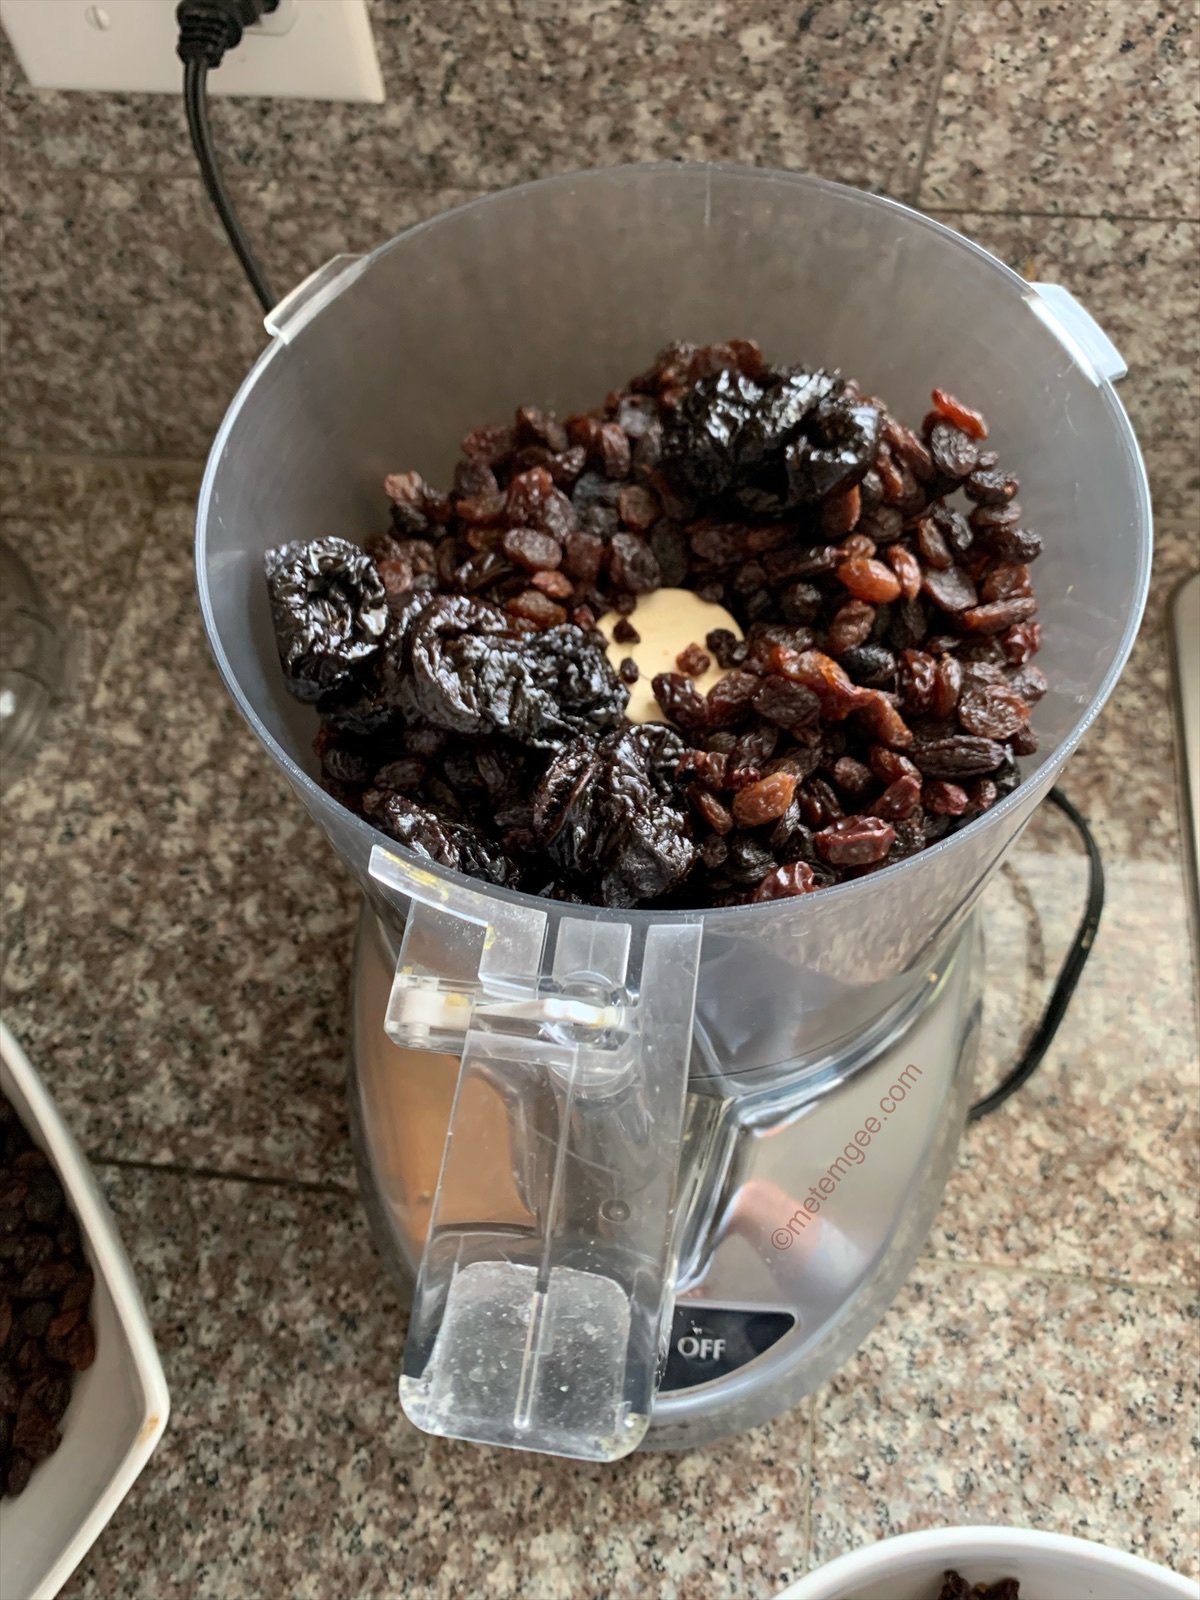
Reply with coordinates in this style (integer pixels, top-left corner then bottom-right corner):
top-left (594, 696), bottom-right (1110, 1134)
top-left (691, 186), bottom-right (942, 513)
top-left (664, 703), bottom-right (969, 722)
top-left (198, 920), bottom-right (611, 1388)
top-left (365, 792), bottom-right (515, 885)
top-left (661, 366), bottom-right (766, 500)
top-left (265, 538), bottom-right (388, 703)
top-left (406, 598), bottom-right (627, 749)
top-left (751, 676), bottom-right (821, 734)
top-left (785, 398), bottom-right (882, 504)
top-left (532, 726), bottom-right (696, 906)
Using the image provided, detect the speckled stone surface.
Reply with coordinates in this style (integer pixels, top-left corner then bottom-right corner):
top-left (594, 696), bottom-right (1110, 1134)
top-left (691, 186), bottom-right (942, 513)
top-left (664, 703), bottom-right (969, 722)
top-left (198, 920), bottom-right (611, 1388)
top-left (920, 2), bottom-right (1199, 217)
top-left (810, 1264), bottom-right (1199, 1572)
top-left (930, 213), bottom-right (1200, 521)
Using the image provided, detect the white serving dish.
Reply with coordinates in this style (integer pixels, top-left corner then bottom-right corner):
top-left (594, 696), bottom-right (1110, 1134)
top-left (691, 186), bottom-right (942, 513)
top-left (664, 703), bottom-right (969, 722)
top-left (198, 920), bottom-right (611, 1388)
top-left (0, 1021), bottom-right (169, 1600)
top-left (775, 1526), bottom-right (1200, 1600)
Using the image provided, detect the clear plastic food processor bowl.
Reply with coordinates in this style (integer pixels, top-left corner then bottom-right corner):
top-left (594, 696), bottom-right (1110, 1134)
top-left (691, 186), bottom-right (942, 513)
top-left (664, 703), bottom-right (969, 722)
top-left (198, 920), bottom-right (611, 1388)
top-left (196, 166), bottom-right (1151, 1460)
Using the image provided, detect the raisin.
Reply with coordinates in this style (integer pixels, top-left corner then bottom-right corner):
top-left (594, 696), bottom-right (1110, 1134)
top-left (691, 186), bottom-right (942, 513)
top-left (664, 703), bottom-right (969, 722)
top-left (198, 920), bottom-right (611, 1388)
top-left (980, 563), bottom-right (1033, 603)
top-left (987, 524), bottom-right (1044, 564)
top-left (838, 558), bottom-right (901, 604)
top-left (928, 422), bottom-right (980, 480)
top-left (839, 643), bottom-right (896, 687)
top-left (653, 673), bottom-right (710, 736)
top-left (732, 773), bottom-right (799, 827)
top-left (964, 468), bottom-right (1019, 505)
top-left (832, 757), bottom-right (875, 800)
top-left (911, 735), bottom-right (1007, 777)
top-left (507, 590), bottom-right (568, 628)
top-left (814, 815), bottom-right (895, 865)
top-left (869, 774), bottom-right (922, 819)
top-left (855, 691), bottom-right (913, 750)
top-left (676, 642), bottom-right (712, 676)
top-left (958, 683), bottom-right (1029, 739)
top-left (916, 518), bottom-right (953, 571)
top-left (706, 628), bottom-right (746, 668)
top-left (610, 532), bottom-right (662, 594)
top-left (617, 484), bottom-right (660, 531)
top-left (922, 565), bottom-right (979, 614)
top-left (957, 598), bottom-right (1038, 634)
top-left (1008, 662), bottom-right (1048, 702)
top-left (859, 504), bottom-right (904, 545)
top-left (827, 600), bottom-right (876, 654)
top-left (885, 544), bottom-right (923, 601)
top-left (705, 670), bottom-right (761, 729)
top-left (924, 779), bottom-right (970, 816)
top-left (501, 527), bottom-right (562, 573)
top-left (751, 862), bottom-right (817, 901)
top-left (619, 657), bottom-right (640, 685)
top-left (689, 787), bottom-right (733, 835)
top-left (930, 656), bottom-right (963, 720)
top-left (532, 570), bottom-right (574, 600)
top-left (561, 531), bottom-right (604, 590)
top-left (930, 388), bottom-right (988, 440)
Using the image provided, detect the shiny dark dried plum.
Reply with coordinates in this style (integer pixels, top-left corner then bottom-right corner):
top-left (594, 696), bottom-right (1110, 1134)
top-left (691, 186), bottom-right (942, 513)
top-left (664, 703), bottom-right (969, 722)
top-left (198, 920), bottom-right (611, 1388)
top-left (265, 538), bottom-right (388, 703)
top-left (532, 726), bottom-right (696, 906)
top-left (661, 367), bottom-right (766, 500)
top-left (364, 792), bottom-right (516, 886)
top-left (785, 398), bottom-right (882, 504)
top-left (406, 598), bottom-right (627, 749)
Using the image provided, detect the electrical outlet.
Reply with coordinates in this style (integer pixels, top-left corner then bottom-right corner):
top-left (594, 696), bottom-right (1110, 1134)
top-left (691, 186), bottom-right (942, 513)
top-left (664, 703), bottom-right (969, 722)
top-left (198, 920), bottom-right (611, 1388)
top-left (0, 0), bottom-right (384, 101)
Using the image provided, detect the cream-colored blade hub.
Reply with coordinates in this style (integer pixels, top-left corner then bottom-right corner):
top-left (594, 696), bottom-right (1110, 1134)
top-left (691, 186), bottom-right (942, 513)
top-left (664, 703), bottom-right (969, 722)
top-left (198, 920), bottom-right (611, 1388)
top-left (599, 588), bottom-right (744, 725)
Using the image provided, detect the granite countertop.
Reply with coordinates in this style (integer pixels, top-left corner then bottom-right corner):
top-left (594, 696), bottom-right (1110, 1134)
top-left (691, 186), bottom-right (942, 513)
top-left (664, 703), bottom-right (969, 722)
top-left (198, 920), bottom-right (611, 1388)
top-left (0, 435), bottom-right (1196, 1597)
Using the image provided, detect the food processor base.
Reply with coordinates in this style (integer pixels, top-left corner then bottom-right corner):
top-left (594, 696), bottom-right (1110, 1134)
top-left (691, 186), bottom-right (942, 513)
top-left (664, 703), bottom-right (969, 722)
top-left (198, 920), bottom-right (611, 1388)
top-left (349, 903), bottom-right (981, 1452)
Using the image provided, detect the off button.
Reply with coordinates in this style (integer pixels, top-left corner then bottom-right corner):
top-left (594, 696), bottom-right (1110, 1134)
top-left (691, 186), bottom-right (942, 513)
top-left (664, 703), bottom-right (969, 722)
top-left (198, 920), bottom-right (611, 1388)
top-left (660, 1305), bottom-right (794, 1392)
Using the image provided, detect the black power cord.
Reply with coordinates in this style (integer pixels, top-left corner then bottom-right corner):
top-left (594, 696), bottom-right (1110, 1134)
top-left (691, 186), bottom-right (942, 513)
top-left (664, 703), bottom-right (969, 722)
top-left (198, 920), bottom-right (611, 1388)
top-left (176, 0), bottom-right (278, 313)
top-left (968, 786), bottom-right (1105, 1121)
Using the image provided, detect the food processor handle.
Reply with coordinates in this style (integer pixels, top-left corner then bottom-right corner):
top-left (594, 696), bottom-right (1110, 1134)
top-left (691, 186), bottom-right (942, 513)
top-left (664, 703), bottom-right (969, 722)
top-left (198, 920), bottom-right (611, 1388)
top-left (1029, 282), bottom-right (1127, 384)
top-left (368, 845), bottom-right (702, 1462)
top-left (263, 254), bottom-right (367, 344)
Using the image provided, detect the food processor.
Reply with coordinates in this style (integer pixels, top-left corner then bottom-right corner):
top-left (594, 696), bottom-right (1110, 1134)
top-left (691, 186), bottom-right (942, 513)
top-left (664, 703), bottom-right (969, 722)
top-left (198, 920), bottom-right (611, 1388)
top-left (195, 166), bottom-right (1151, 1461)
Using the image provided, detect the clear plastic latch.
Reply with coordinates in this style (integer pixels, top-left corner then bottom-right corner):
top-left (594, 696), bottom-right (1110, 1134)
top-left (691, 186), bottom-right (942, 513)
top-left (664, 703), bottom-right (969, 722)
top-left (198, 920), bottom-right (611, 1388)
top-left (369, 845), bottom-right (704, 1461)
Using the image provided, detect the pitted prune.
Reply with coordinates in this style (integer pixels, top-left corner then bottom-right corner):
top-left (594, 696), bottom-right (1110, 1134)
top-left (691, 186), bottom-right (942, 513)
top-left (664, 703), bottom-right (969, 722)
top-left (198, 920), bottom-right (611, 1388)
top-left (365, 792), bottom-right (516, 885)
top-left (265, 538), bottom-right (388, 703)
top-left (532, 726), bottom-right (696, 906)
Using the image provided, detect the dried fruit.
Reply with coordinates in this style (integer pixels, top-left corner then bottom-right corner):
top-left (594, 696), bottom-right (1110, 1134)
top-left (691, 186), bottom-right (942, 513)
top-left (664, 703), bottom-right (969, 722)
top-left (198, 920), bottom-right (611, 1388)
top-left (814, 815), bottom-right (896, 865)
top-left (0, 1092), bottom-right (95, 1500)
top-left (267, 343), bottom-right (1044, 905)
top-left (732, 772), bottom-right (799, 827)
top-left (265, 538), bottom-right (388, 703)
top-left (751, 862), bottom-right (817, 901)
top-left (532, 726), bottom-right (696, 906)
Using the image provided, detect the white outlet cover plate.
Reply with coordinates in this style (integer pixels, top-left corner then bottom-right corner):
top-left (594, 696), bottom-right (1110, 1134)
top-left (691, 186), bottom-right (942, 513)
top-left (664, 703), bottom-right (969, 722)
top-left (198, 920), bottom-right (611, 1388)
top-left (0, 0), bottom-right (384, 101)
